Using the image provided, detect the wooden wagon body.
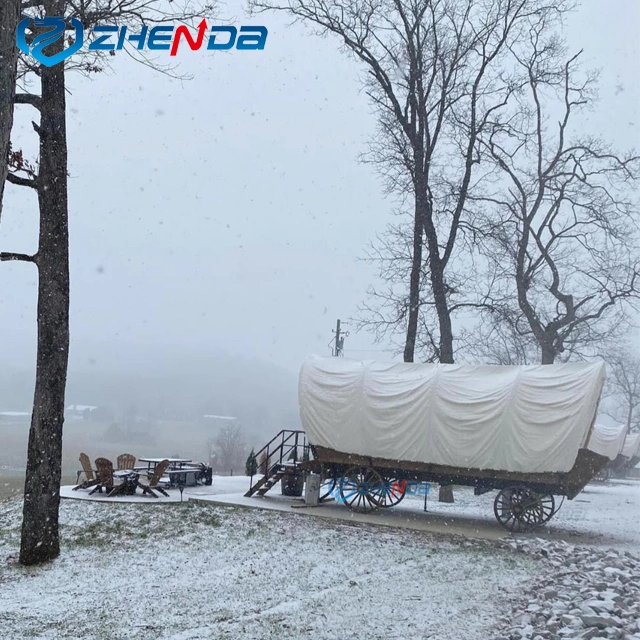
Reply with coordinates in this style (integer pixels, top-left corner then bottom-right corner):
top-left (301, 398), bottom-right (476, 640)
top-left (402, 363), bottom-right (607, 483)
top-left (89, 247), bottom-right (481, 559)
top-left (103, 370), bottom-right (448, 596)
top-left (305, 444), bottom-right (607, 500)
top-left (245, 429), bottom-right (608, 532)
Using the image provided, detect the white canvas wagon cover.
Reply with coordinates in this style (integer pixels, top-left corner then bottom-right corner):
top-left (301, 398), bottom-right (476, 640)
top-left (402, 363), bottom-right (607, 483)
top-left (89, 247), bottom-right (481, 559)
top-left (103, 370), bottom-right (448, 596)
top-left (299, 356), bottom-right (606, 474)
top-left (586, 423), bottom-right (627, 461)
top-left (621, 432), bottom-right (640, 460)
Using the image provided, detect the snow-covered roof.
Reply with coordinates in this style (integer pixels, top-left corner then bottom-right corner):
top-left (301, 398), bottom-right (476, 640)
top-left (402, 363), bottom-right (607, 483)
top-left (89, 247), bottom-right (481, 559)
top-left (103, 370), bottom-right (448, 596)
top-left (66, 405), bottom-right (98, 412)
top-left (202, 415), bottom-right (238, 420)
top-left (0, 411), bottom-right (30, 417)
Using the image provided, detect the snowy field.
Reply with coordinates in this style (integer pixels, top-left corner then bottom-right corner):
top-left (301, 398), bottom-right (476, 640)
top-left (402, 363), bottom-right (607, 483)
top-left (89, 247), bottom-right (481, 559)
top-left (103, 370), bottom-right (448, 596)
top-left (0, 498), bottom-right (536, 640)
top-left (0, 477), bottom-right (638, 640)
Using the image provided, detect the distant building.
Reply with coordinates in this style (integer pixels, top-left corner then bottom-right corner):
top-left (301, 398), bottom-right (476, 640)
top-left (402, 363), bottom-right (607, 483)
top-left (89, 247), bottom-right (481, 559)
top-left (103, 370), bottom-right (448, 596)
top-left (200, 414), bottom-right (239, 428)
top-left (65, 404), bottom-right (99, 421)
top-left (66, 404), bottom-right (98, 413)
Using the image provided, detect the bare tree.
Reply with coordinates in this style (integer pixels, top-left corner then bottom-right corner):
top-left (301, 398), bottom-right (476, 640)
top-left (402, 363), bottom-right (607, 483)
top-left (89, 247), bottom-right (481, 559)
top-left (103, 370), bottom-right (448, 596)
top-left (463, 308), bottom-right (536, 365)
top-left (1, 0), bottom-right (73, 566)
top-left (0, 0), bottom-right (21, 222)
top-left (4, 0), bottom-right (213, 565)
top-left (214, 424), bottom-right (247, 475)
top-left (358, 219), bottom-right (501, 362)
top-left (252, 0), bottom-right (567, 363)
top-left (475, 34), bottom-right (640, 364)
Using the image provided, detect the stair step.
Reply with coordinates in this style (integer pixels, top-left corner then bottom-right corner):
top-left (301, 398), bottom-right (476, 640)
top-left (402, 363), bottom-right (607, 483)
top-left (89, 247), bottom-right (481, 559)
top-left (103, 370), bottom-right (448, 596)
top-left (256, 473), bottom-right (284, 495)
top-left (245, 470), bottom-right (285, 497)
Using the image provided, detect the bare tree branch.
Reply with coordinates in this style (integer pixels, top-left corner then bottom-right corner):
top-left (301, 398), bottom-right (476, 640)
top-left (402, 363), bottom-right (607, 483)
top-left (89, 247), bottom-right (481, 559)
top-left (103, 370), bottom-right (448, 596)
top-left (0, 251), bottom-right (37, 262)
top-left (6, 172), bottom-right (37, 189)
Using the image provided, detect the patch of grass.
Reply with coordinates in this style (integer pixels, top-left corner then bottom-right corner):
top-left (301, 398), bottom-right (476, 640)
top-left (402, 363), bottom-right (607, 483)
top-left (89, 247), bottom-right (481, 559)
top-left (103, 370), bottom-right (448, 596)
top-left (137, 514), bottom-right (151, 527)
top-left (178, 502), bottom-right (223, 527)
top-left (64, 517), bottom-right (142, 549)
top-left (194, 510), bottom-right (222, 528)
top-left (62, 502), bottom-right (229, 550)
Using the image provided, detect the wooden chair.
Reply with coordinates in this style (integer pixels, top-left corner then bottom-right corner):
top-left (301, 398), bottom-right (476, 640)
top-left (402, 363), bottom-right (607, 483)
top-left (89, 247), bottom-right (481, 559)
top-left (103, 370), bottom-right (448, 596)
top-left (117, 453), bottom-right (136, 470)
top-left (139, 459), bottom-right (170, 497)
top-left (89, 457), bottom-right (115, 495)
top-left (73, 452), bottom-right (99, 490)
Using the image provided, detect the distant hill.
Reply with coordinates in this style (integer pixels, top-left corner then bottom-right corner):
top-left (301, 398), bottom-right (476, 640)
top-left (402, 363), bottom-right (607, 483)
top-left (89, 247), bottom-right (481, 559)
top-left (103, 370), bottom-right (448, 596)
top-left (0, 345), bottom-right (301, 442)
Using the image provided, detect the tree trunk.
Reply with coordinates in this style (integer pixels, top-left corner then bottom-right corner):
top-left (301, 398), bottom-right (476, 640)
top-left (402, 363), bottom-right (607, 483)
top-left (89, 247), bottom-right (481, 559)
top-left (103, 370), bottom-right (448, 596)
top-left (540, 343), bottom-right (556, 365)
top-left (403, 195), bottom-right (424, 363)
top-left (19, 9), bottom-right (70, 565)
top-left (433, 269), bottom-right (454, 365)
top-left (429, 256), bottom-right (454, 364)
top-left (421, 192), bottom-right (454, 365)
top-left (0, 0), bottom-right (21, 220)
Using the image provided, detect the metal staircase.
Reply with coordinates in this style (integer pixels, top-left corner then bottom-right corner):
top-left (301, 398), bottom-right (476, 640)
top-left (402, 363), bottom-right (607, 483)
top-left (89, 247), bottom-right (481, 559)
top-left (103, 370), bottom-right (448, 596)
top-left (244, 430), bottom-right (309, 497)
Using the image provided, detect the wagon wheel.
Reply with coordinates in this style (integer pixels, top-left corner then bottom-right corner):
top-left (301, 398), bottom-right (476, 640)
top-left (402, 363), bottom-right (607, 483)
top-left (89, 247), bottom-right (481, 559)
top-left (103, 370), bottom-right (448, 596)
top-left (372, 476), bottom-right (407, 508)
top-left (339, 467), bottom-right (385, 513)
top-left (319, 475), bottom-right (338, 502)
top-left (537, 493), bottom-right (556, 525)
top-left (493, 487), bottom-right (555, 533)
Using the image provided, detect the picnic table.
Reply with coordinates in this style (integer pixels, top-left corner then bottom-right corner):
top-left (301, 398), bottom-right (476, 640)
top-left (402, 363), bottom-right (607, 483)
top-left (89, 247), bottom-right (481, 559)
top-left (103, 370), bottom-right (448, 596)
top-left (164, 467), bottom-right (203, 486)
top-left (136, 458), bottom-right (203, 487)
top-left (137, 457), bottom-right (193, 471)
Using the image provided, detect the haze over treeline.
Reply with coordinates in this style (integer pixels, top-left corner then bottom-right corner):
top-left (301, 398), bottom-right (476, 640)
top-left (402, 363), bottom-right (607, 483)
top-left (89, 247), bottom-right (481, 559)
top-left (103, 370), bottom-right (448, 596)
top-left (0, 345), bottom-right (300, 436)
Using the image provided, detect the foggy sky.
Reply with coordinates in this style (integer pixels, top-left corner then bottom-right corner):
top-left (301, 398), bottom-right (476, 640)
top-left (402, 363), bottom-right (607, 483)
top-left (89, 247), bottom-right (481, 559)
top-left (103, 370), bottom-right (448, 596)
top-left (0, 0), bottom-right (639, 385)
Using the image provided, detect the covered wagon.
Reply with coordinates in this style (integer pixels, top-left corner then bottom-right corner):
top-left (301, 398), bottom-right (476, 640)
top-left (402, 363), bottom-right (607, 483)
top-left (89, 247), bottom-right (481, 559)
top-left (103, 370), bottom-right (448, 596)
top-left (586, 423), bottom-right (627, 462)
top-left (297, 355), bottom-right (608, 532)
top-left (586, 423), bottom-right (628, 479)
top-left (620, 431), bottom-right (640, 471)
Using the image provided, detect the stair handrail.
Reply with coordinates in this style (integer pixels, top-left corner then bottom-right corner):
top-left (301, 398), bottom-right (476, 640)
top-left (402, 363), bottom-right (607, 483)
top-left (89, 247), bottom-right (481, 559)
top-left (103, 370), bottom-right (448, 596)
top-left (247, 429), bottom-right (310, 496)
top-left (253, 429), bottom-right (304, 462)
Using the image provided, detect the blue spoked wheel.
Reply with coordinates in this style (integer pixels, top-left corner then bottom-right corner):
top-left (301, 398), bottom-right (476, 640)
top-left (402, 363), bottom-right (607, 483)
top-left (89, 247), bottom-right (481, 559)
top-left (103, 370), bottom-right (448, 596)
top-left (373, 476), bottom-right (407, 508)
top-left (339, 466), bottom-right (385, 513)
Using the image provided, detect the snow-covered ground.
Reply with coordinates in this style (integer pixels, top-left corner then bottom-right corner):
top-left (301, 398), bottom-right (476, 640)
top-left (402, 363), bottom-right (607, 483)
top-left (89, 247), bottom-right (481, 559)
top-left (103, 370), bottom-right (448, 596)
top-left (391, 479), bottom-right (640, 553)
top-left (0, 477), bottom-right (638, 639)
top-left (195, 476), bottom-right (640, 553)
top-left (0, 498), bottom-right (537, 640)
top-left (60, 476), bottom-right (640, 554)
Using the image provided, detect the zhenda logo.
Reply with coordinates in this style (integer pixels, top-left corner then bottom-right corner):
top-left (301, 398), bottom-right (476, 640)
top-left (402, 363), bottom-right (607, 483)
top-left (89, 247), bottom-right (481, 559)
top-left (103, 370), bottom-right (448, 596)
top-left (17, 17), bottom-right (267, 67)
